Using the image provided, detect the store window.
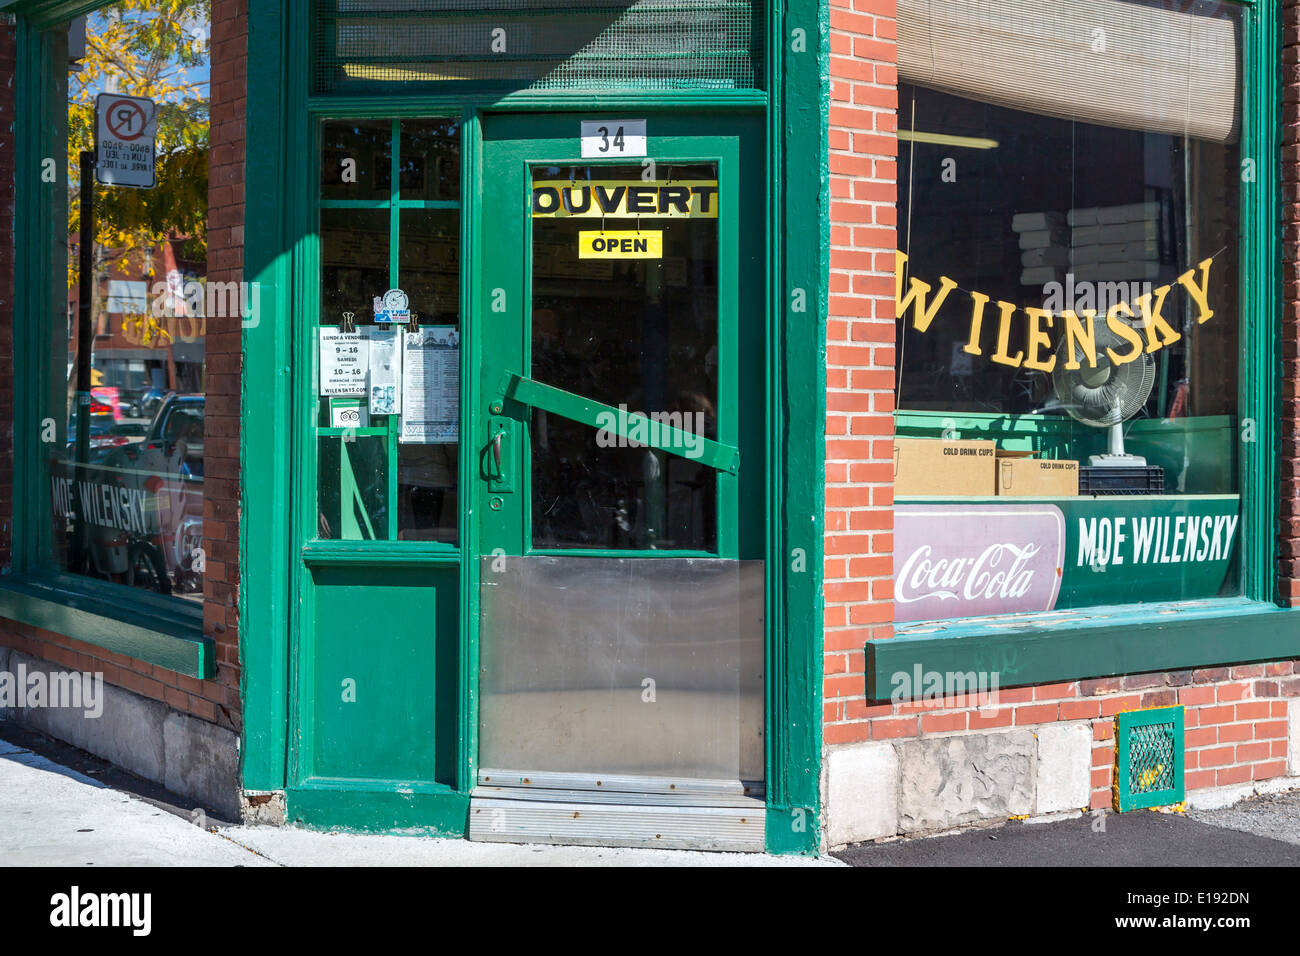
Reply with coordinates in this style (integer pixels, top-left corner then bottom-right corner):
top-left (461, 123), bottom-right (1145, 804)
top-left (315, 118), bottom-right (461, 543)
top-left (44, 1), bottom-right (210, 600)
top-left (894, 0), bottom-right (1246, 621)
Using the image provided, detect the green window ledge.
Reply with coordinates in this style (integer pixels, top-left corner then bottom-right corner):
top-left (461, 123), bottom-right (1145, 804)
top-left (867, 597), bottom-right (1300, 701)
top-left (0, 571), bottom-right (212, 679)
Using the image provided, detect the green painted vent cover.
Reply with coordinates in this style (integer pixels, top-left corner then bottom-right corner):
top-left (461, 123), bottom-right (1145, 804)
top-left (1113, 706), bottom-right (1185, 812)
top-left (313, 0), bottom-right (764, 94)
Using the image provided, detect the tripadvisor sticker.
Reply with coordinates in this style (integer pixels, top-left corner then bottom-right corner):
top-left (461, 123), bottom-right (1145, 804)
top-left (579, 230), bottom-right (663, 259)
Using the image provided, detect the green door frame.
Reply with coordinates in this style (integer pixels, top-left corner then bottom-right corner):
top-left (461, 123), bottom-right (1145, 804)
top-left (241, 0), bottom-right (827, 853)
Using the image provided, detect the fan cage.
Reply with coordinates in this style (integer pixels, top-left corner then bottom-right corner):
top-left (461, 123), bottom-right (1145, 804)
top-left (312, 0), bottom-right (765, 94)
top-left (1052, 325), bottom-right (1157, 428)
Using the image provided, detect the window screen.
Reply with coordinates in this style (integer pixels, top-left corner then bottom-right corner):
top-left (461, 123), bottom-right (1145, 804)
top-left (312, 0), bottom-right (763, 93)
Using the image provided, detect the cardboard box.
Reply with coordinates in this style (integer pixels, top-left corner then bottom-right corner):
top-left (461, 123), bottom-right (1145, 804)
top-left (893, 438), bottom-right (996, 496)
top-left (996, 455), bottom-right (1079, 497)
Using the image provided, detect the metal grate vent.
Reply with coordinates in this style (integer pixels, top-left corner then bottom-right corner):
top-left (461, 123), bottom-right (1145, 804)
top-left (1113, 705), bottom-right (1185, 812)
top-left (313, 0), bottom-right (763, 94)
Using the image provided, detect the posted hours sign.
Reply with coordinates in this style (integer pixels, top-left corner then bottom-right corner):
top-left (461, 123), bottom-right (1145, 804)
top-left (95, 93), bottom-right (157, 188)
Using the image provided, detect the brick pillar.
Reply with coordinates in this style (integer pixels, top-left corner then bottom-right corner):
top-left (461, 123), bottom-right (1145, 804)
top-left (824, 0), bottom-right (898, 744)
top-left (203, 0), bottom-right (247, 728)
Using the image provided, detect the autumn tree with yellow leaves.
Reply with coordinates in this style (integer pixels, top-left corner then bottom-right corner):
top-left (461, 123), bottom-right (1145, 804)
top-left (68, 0), bottom-right (209, 346)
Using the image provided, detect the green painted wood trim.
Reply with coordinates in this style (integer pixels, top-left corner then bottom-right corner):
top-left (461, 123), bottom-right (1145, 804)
top-left (240, 0), bottom-right (296, 791)
top-left (498, 372), bottom-right (741, 474)
top-left (763, 0), bottom-right (827, 856)
top-left (317, 199), bottom-right (460, 209)
top-left (0, 575), bottom-right (213, 677)
top-left (1238, 0), bottom-right (1280, 604)
top-left (12, 19), bottom-right (50, 573)
top-left (285, 785), bottom-right (469, 834)
top-left (459, 107), bottom-right (483, 796)
top-left (867, 599), bottom-right (1300, 701)
top-left (301, 545), bottom-right (459, 566)
top-left (6, 0), bottom-right (109, 29)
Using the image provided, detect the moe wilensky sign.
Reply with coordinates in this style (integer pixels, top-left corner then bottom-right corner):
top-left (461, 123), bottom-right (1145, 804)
top-left (895, 497), bottom-right (1240, 622)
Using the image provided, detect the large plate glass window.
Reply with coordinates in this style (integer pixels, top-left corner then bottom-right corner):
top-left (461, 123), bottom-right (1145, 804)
top-left (894, 0), bottom-right (1244, 621)
top-left (43, 2), bottom-right (210, 600)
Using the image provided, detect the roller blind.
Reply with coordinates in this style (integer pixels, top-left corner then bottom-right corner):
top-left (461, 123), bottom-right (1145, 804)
top-left (897, 0), bottom-right (1240, 143)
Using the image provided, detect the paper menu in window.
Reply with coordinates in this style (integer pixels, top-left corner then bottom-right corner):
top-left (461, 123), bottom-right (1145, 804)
top-left (400, 326), bottom-right (459, 444)
top-left (318, 326), bottom-right (368, 397)
top-left (366, 326), bottom-right (402, 416)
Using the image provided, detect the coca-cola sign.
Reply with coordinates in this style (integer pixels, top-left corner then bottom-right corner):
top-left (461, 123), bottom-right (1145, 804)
top-left (895, 504), bottom-right (1065, 622)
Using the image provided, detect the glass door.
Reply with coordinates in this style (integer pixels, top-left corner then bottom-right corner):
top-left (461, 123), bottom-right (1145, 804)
top-left (473, 113), bottom-right (766, 840)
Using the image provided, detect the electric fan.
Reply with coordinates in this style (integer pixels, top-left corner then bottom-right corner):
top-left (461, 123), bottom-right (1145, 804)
top-left (1051, 323), bottom-right (1156, 467)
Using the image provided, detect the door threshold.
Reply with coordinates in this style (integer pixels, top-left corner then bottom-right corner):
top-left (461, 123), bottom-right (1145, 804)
top-left (470, 770), bottom-right (766, 850)
top-left (477, 768), bottom-right (765, 801)
top-left (468, 794), bottom-right (766, 852)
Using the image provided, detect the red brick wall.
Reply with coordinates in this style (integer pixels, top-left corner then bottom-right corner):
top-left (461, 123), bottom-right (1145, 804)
top-left (0, 5), bottom-right (245, 734)
top-left (1283, 0), bottom-right (1300, 607)
top-left (824, 0), bottom-right (898, 746)
top-left (202, 0), bottom-right (247, 731)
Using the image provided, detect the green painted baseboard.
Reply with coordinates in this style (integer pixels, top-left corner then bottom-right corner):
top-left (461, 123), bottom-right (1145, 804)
top-left (868, 598), bottom-right (1300, 700)
top-left (286, 785), bottom-right (470, 834)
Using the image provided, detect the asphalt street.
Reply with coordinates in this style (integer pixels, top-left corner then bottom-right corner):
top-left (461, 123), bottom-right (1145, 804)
top-left (834, 796), bottom-right (1300, 866)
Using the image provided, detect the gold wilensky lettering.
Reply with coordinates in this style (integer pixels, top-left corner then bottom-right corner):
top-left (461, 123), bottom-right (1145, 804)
top-left (895, 250), bottom-right (957, 334)
top-left (890, 251), bottom-right (1217, 371)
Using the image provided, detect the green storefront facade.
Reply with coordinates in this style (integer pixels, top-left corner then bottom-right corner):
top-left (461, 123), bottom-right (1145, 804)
top-left (2, 0), bottom-right (1299, 855)
top-left (2, 0), bottom-right (829, 852)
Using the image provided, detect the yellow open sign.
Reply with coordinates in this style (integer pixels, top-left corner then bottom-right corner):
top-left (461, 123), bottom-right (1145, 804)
top-left (578, 230), bottom-right (663, 259)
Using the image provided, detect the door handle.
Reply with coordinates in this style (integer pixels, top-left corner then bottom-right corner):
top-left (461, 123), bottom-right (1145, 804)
top-left (484, 418), bottom-right (514, 493)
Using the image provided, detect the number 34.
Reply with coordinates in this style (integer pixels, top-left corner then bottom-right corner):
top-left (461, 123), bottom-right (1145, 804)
top-left (596, 125), bottom-right (625, 153)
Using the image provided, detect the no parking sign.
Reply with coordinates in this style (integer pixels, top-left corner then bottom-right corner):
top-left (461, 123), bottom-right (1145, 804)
top-left (95, 92), bottom-right (156, 188)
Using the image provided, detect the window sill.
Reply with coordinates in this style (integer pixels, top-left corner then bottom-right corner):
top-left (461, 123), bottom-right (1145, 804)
top-left (0, 570), bottom-right (212, 679)
top-left (866, 597), bottom-right (1300, 701)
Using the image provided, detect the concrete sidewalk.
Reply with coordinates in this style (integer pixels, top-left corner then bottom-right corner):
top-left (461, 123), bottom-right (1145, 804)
top-left (7, 726), bottom-right (1299, 867)
top-left (0, 731), bottom-right (835, 867)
